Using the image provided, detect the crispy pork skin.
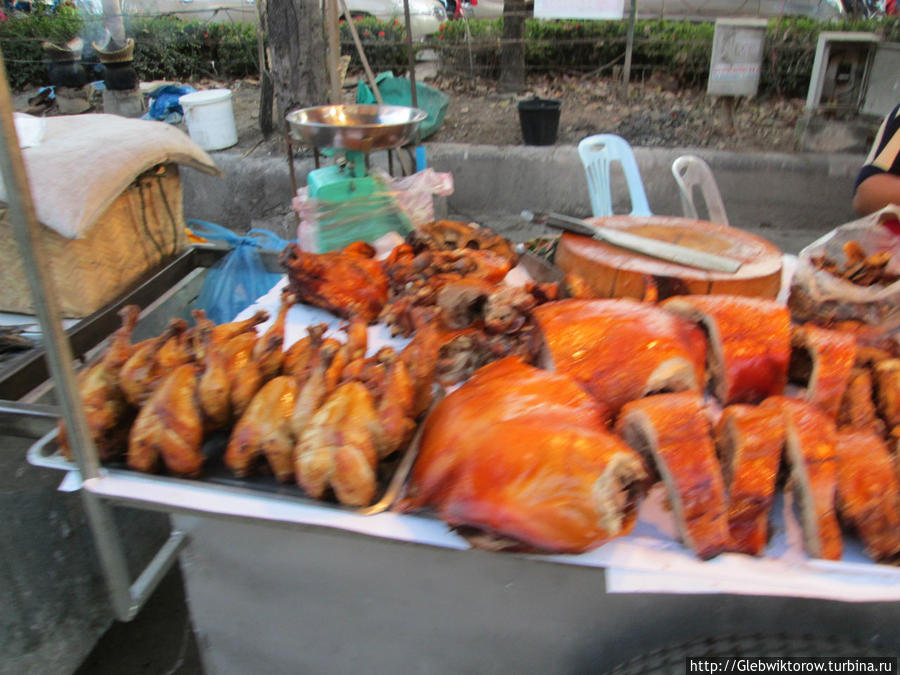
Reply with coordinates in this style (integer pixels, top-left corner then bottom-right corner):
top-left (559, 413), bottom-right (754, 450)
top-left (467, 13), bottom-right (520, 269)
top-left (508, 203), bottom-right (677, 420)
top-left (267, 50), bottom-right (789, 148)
top-left (874, 359), bottom-right (900, 428)
top-left (615, 392), bottom-right (729, 560)
top-left (661, 295), bottom-right (790, 405)
top-left (405, 357), bottom-right (648, 554)
top-left (533, 299), bottom-right (706, 414)
top-left (838, 368), bottom-right (884, 435)
top-left (834, 428), bottom-right (900, 563)
top-left (714, 405), bottom-right (785, 556)
top-left (761, 397), bottom-right (842, 561)
top-left (790, 323), bottom-right (856, 419)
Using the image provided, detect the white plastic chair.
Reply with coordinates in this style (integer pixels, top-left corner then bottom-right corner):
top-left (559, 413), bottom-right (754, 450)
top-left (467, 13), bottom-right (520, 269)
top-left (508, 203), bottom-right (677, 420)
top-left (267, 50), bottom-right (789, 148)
top-left (577, 134), bottom-right (652, 218)
top-left (671, 154), bottom-right (730, 226)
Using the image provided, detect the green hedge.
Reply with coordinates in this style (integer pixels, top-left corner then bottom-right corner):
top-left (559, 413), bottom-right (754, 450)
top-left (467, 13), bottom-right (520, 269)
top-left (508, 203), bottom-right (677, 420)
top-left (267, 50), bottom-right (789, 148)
top-left (1, 10), bottom-right (898, 97)
top-left (437, 14), bottom-right (900, 97)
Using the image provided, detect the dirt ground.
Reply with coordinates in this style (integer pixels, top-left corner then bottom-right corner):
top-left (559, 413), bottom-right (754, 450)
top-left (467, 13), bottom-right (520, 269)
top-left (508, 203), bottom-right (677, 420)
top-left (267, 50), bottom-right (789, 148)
top-left (12, 69), bottom-right (808, 156)
top-left (197, 71), bottom-right (809, 158)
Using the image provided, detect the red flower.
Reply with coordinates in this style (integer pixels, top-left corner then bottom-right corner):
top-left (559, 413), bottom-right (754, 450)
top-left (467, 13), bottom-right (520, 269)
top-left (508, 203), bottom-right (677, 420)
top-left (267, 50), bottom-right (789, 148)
top-left (378, 30), bottom-right (385, 37)
top-left (203, 32), bottom-right (209, 37)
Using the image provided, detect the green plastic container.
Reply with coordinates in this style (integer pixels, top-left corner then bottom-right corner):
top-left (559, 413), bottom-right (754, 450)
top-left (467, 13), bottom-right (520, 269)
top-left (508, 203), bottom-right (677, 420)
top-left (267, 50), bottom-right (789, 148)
top-left (357, 72), bottom-right (449, 140)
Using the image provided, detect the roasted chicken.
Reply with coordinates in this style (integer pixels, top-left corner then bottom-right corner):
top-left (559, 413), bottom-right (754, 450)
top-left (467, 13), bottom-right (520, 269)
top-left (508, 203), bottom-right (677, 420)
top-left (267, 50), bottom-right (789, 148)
top-left (281, 242), bottom-right (389, 323)
top-left (295, 381), bottom-right (380, 506)
top-left (405, 357), bottom-right (648, 553)
top-left (59, 305), bottom-right (140, 461)
top-left (224, 375), bottom-right (299, 482)
top-left (119, 318), bottom-right (189, 407)
top-left (127, 363), bottom-right (205, 476)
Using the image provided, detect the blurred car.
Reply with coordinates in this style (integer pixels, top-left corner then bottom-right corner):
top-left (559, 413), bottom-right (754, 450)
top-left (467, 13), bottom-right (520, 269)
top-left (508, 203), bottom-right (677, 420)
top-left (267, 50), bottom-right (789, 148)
top-left (117, 0), bottom-right (446, 38)
top-left (454, 0), bottom-right (844, 20)
top-left (349, 0), bottom-right (447, 39)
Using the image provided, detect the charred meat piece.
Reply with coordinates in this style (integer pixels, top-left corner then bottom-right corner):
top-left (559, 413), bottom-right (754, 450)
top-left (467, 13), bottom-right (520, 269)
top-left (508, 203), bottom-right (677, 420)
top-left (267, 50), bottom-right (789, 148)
top-left (661, 294), bottom-right (791, 405)
top-left (616, 392), bottom-right (729, 560)
top-left (761, 397), bottom-right (842, 561)
top-left (714, 405), bottom-right (785, 556)
top-left (405, 357), bottom-right (646, 554)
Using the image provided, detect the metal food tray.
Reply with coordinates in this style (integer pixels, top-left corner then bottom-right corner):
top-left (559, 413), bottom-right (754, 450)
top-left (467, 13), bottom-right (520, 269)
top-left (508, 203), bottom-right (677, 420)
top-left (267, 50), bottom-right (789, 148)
top-left (27, 393), bottom-right (435, 516)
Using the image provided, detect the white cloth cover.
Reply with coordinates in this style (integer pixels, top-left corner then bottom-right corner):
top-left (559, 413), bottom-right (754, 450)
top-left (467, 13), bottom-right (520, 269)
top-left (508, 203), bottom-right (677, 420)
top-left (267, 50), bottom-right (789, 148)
top-left (0, 113), bottom-right (221, 239)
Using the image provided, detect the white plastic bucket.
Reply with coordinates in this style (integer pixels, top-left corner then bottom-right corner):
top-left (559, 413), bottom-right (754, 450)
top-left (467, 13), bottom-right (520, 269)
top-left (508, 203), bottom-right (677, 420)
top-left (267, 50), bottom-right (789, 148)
top-left (179, 88), bottom-right (238, 151)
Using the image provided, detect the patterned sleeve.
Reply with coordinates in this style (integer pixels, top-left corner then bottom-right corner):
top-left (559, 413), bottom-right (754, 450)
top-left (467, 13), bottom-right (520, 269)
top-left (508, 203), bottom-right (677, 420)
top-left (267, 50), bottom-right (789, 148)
top-left (854, 103), bottom-right (900, 192)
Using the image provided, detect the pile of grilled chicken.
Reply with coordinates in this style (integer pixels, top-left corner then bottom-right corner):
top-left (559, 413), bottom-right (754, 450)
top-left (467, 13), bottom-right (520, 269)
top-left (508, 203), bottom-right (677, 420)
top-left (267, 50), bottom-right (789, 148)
top-left (60, 222), bottom-right (900, 563)
top-left (58, 295), bottom-right (433, 507)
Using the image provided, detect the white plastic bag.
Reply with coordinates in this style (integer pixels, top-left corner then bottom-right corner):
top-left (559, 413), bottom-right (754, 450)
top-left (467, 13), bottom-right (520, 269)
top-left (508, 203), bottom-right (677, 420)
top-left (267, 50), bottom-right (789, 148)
top-left (788, 205), bottom-right (900, 332)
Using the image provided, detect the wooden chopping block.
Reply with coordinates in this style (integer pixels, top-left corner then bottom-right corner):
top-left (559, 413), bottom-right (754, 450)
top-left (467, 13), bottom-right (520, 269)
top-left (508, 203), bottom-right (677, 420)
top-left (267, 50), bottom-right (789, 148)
top-left (554, 215), bottom-right (783, 300)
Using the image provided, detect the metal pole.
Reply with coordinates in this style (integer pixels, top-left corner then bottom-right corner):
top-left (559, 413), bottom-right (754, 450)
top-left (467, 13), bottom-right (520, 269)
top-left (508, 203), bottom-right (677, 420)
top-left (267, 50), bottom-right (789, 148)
top-left (402, 0), bottom-right (419, 109)
top-left (326, 0), bottom-right (342, 104)
top-left (622, 0), bottom-right (636, 99)
top-left (0, 50), bottom-right (138, 618)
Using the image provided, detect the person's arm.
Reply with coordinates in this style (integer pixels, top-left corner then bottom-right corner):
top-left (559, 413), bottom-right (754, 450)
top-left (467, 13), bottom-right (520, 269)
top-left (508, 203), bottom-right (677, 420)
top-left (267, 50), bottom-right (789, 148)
top-left (853, 104), bottom-right (900, 216)
top-left (853, 172), bottom-right (900, 217)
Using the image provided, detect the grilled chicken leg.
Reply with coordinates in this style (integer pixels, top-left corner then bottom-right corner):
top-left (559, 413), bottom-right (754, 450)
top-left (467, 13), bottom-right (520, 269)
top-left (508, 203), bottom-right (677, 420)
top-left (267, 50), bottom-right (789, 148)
top-left (128, 364), bottom-right (205, 476)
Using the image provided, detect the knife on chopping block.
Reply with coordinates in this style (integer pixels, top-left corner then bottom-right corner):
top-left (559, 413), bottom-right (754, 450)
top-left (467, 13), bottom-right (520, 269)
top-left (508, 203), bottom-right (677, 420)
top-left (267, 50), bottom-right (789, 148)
top-left (522, 210), bottom-right (743, 274)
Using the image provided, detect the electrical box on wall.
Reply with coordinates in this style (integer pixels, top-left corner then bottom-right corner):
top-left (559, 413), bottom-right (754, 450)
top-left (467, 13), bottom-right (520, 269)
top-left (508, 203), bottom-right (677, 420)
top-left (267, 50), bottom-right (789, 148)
top-left (805, 32), bottom-right (878, 114)
top-left (862, 42), bottom-right (900, 120)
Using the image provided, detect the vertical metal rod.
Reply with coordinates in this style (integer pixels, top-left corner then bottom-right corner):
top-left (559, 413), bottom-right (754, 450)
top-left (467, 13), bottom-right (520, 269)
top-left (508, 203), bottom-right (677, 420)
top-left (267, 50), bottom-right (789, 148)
top-left (326, 0), bottom-right (342, 104)
top-left (622, 0), bottom-right (636, 99)
top-left (402, 0), bottom-right (419, 109)
top-left (0, 52), bottom-right (135, 618)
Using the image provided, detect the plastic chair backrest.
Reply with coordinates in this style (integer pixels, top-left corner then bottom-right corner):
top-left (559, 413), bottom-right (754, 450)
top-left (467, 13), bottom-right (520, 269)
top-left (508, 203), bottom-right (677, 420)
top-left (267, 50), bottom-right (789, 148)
top-left (671, 154), bottom-right (730, 226)
top-left (577, 134), bottom-right (652, 218)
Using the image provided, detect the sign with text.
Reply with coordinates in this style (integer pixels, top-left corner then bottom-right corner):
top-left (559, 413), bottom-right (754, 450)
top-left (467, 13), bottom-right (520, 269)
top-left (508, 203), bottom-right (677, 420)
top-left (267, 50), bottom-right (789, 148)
top-left (534, 0), bottom-right (625, 19)
top-left (708, 19), bottom-right (767, 97)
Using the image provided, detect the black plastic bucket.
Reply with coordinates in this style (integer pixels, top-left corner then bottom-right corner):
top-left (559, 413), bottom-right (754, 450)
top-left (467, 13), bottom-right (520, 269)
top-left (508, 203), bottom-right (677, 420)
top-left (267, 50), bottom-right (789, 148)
top-left (517, 97), bottom-right (562, 146)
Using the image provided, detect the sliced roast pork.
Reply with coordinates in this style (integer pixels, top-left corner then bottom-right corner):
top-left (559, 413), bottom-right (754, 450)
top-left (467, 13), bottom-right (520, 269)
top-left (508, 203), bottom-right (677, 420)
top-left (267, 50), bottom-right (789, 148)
top-left (533, 298), bottom-right (706, 414)
top-left (404, 357), bottom-right (649, 554)
top-left (615, 392), bottom-right (729, 560)
top-left (714, 405), bottom-right (785, 556)
top-left (789, 323), bottom-right (856, 419)
top-left (834, 428), bottom-right (900, 563)
top-left (760, 396), bottom-right (842, 561)
top-left (838, 368), bottom-right (884, 436)
top-left (660, 295), bottom-right (790, 405)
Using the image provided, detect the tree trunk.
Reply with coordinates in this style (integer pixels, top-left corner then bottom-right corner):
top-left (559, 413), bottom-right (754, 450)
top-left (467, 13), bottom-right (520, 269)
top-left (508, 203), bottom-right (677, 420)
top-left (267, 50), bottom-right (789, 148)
top-left (267, 0), bottom-right (329, 121)
top-left (499, 0), bottom-right (527, 94)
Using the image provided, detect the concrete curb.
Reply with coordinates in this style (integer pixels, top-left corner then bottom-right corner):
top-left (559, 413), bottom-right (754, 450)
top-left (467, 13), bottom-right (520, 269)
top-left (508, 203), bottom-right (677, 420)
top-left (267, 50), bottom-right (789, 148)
top-left (182, 143), bottom-right (867, 254)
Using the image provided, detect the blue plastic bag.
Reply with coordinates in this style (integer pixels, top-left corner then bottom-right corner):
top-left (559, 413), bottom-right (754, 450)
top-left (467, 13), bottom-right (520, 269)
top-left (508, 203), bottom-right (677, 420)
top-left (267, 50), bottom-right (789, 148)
top-left (143, 84), bottom-right (197, 124)
top-left (188, 219), bottom-right (292, 324)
